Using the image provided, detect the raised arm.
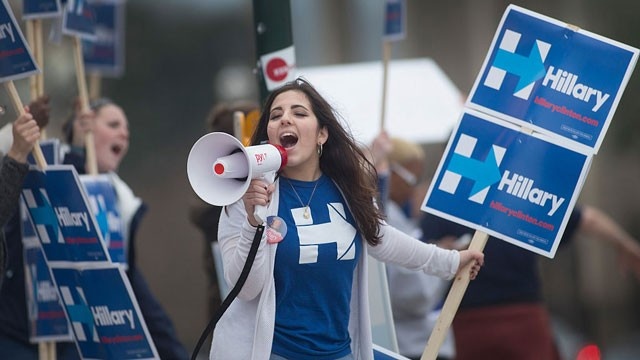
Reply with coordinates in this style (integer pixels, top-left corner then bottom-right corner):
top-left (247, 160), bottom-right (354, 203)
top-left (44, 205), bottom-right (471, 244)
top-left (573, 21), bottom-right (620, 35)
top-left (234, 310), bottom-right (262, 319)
top-left (578, 205), bottom-right (640, 279)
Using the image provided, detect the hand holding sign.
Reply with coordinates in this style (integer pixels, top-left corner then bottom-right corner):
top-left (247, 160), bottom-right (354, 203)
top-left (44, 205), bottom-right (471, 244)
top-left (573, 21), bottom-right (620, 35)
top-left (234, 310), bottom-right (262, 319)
top-left (7, 110), bottom-right (40, 163)
top-left (0, 0), bottom-right (45, 168)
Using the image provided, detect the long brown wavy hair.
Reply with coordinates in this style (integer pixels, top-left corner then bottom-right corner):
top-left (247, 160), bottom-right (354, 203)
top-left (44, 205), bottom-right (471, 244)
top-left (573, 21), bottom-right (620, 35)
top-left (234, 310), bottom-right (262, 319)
top-left (251, 78), bottom-right (384, 245)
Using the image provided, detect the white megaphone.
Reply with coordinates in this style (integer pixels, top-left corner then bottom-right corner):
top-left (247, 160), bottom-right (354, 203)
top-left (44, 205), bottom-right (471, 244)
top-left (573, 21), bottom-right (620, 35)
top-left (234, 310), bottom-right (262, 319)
top-left (187, 132), bottom-right (287, 224)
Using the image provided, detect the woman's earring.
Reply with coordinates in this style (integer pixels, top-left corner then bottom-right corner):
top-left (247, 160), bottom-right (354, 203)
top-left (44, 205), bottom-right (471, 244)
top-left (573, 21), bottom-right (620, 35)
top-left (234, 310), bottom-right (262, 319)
top-left (317, 142), bottom-right (323, 157)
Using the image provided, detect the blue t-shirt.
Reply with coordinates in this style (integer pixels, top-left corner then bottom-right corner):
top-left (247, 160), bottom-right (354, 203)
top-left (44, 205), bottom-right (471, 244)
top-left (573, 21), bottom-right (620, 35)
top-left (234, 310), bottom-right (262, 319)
top-left (271, 175), bottom-right (362, 359)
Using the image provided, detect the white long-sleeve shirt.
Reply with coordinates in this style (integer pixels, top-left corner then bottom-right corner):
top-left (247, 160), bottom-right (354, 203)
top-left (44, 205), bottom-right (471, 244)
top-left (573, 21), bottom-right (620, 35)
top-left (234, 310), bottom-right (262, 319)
top-left (210, 178), bottom-right (460, 360)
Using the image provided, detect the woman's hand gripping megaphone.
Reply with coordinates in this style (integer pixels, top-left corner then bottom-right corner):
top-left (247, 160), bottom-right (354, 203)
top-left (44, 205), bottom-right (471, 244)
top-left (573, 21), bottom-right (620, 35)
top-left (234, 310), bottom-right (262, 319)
top-left (243, 177), bottom-right (277, 227)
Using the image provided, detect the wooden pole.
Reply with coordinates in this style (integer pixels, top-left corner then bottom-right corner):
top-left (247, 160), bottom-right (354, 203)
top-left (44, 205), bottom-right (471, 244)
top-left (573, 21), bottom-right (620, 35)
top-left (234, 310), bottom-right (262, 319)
top-left (72, 37), bottom-right (91, 114)
top-left (26, 20), bottom-right (38, 102)
top-left (35, 19), bottom-right (45, 97)
top-left (73, 37), bottom-right (98, 175)
top-left (37, 340), bottom-right (57, 360)
top-left (421, 230), bottom-right (489, 360)
top-left (33, 19), bottom-right (48, 140)
top-left (235, 111), bottom-right (258, 146)
top-left (17, 22), bottom-right (52, 356)
top-left (4, 81), bottom-right (46, 169)
top-left (48, 342), bottom-right (56, 360)
top-left (88, 72), bottom-right (102, 100)
top-left (380, 41), bottom-right (391, 131)
top-left (38, 342), bottom-right (47, 360)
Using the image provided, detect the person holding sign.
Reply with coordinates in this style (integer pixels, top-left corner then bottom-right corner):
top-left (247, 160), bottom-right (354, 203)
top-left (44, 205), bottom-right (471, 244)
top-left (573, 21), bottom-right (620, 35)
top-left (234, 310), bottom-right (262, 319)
top-left (210, 78), bottom-right (484, 360)
top-left (0, 102), bottom-right (83, 359)
top-left (370, 136), bottom-right (459, 360)
top-left (0, 110), bottom-right (40, 289)
top-left (61, 97), bottom-right (189, 360)
top-left (419, 202), bottom-right (640, 359)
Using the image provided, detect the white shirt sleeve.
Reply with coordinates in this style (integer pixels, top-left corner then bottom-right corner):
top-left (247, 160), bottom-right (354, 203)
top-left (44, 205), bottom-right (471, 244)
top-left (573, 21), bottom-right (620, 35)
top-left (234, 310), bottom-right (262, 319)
top-left (217, 200), bottom-right (271, 300)
top-left (0, 123), bottom-right (13, 156)
top-left (368, 223), bottom-right (460, 280)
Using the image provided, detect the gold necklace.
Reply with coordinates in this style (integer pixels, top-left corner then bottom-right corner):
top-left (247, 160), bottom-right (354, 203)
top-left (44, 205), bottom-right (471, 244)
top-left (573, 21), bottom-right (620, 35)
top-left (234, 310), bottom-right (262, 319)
top-left (286, 177), bottom-right (320, 219)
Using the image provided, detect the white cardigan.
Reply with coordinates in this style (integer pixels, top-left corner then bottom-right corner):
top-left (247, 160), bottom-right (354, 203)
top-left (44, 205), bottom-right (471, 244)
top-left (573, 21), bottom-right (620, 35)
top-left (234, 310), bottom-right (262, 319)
top-left (210, 178), bottom-right (460, 360)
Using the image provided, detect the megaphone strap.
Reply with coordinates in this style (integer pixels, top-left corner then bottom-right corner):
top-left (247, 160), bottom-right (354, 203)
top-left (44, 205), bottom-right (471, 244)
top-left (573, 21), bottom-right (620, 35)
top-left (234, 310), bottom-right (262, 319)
top-left (191, 224), bottom-right (265, 359)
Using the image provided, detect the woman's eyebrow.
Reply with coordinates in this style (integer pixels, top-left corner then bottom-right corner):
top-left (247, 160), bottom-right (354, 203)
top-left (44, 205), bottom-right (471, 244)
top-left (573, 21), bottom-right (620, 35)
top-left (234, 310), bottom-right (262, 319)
top-left (269, 106), bottom-right (283, 113)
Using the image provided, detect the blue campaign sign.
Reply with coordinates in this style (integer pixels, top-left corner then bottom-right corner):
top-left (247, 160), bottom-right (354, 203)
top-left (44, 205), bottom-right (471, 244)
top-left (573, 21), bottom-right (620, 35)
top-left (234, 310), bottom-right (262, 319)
top-left (373, 344), bottom-right (411, 359)
top-left (383, 0), bottom-right (406, 42)
top-left (51, 265), bottom-right (159, 359)
top-left (467, 5), bottom-right (639, 154)
top-left (62, 0), bottom-right (96, 40)
top-left (21, 202), bottom-right (72, 342)
top-left (20, 165), bottom-right (110, 263)
top-left (80, 175), bottom-right (127, 265)
top-left (23, 0), bottom-right (62, 20)
top-left (27, 138), bottom-right (60, 166)
top-left (83, 0), bottom-right (125, 77)
top-left (422, 109), bottom-right (592, 258)
top-left (0, 0), bottom-right (40, 82)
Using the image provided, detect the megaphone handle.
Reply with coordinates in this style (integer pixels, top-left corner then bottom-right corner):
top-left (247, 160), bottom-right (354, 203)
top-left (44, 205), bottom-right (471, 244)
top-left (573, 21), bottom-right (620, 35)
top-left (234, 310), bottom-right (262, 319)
top-left (253, 171), bottom-right (277, 225)
top-left (254, 205), bottom-right (268, 225)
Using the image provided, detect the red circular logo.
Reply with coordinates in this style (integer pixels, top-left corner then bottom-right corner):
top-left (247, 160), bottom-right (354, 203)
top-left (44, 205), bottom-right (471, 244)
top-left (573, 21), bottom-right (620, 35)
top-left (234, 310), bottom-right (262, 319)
top-left (266, 57), bottom-right (289, 82)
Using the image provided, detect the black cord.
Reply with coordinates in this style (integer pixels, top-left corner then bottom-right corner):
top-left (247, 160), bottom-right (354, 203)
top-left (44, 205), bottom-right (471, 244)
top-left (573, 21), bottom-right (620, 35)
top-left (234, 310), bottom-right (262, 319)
top-left (190, 224), bottom-right (265, 360)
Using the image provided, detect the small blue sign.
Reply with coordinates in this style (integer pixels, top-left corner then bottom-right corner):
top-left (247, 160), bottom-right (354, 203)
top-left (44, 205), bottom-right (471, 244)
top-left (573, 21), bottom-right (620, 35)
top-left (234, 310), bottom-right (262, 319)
top-left (467, 5), bottom-right (639, 154)
top-left (62, 0), bottom-right (96, 40)
top-left (0, 0), bottom-right (40, 82)
top-left (422, 109), bottom-right (592, 258)
top-left (20, 165), bottom-right (110, 263)
top-left (383, 0), bottom-right (406, 42)
top-left (23, 0), bottom-right (62, 20)
top-left (21, 201), bottom-right (72, 342)
top-left (373, 344), bottom-right (410, 360)
top-left (83, 1), bottom-right (125, 77)
top-left (80, 175), bottom-right (127, 265)
top-left (51, 265), bottom-right (158, 359)
top-left (27, 138), bottom-right (60, 166)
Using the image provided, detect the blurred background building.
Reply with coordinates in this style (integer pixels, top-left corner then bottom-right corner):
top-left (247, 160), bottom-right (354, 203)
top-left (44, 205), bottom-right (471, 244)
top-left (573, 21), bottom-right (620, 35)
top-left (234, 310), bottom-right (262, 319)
top-left (3, 0), bottom-right (640, 358)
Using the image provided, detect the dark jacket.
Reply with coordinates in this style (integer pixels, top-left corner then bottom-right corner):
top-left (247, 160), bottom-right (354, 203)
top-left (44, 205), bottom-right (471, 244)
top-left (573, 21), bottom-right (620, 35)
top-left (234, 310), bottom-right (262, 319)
top-left (0, 155), bottom-right (29, 290)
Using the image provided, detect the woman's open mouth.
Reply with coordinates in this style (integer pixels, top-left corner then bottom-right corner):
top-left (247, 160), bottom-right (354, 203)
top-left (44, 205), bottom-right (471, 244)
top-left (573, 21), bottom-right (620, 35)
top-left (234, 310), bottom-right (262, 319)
top-left (279, 133), bottom-right (298, 149)
top-left (111, 144), bottom-right (123, 156)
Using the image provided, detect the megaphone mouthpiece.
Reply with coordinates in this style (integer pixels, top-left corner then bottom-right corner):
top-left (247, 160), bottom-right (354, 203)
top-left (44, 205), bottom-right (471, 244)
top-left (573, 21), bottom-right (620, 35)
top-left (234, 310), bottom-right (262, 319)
top-left (273, 144), bottom-right (288, 171)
